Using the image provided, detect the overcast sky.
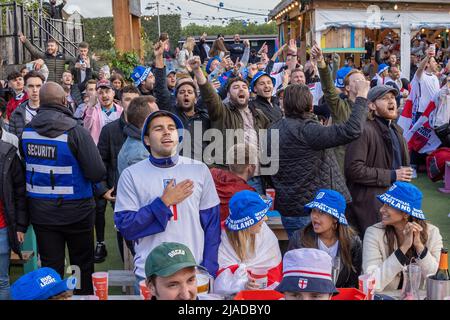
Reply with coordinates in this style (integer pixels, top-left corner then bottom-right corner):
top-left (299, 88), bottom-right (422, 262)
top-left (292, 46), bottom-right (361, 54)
top-left (64, 0), bottom-right (277, 26)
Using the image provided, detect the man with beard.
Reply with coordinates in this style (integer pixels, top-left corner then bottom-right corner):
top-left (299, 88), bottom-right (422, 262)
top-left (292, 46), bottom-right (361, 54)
top-left (84, 80), bottom-right (123, 145)
top-left (19, 33), bottom-right (73, 83)
top-left (131, 66), bottom-right (155, 96)
top-left (190, 56), bottom-right (270, 194)
top-left (21, 82), bottom-right (106, 295)
top-left (153, 41), bottom-right (210, 162)
top-left (345, 85), bottom-right (411, 237)
top-left (249, 71), bottom-right (283, 123)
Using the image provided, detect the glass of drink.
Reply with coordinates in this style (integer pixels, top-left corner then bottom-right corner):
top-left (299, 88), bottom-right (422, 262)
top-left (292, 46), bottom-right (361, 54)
top-left (248, 268), bottom-right (268, 289)
top-left (196, 269), bottom-right (211, 294)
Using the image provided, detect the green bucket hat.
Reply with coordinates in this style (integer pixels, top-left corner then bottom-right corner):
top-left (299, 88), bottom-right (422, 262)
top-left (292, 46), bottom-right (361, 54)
top-left (145, 242), bottom-right (198, 278)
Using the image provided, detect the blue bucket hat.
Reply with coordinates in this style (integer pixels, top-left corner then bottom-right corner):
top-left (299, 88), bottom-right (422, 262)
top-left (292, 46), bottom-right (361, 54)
top-left (334, 66), bottom-right (353, 88)
top-left (377, 63), bottom-right (389, 75)
top-left (250, 71), bottom-right (276, 93)
top-left (141, 110), bottom-right (184, 153)
top-left (131, 65), bottom-right (153, 86)
top-left (276, 248), bottom-right (338, 294)
top-left (206, 56), bottom-right (222, 74)
top-left (11, 267), bottom-right (77, 300)
top-left (376, 182), bottom-right (426, 220)
top-left (225, 190), bottom-right (272, 231)
top-left (304, 189), bottom-right (348, 225)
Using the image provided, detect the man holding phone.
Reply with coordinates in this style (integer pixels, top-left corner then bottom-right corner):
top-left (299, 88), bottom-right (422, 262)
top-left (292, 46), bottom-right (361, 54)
top-left (70, 42), bottom-right (97, 89)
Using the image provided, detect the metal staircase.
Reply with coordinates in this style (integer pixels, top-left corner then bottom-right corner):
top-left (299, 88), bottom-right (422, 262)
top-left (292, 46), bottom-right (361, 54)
top-left (0, 2), bottom-right (84, 66)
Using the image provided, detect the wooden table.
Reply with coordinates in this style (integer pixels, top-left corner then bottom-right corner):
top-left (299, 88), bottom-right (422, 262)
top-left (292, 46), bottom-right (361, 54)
top-left (266, 217), bottom-right (288, 241)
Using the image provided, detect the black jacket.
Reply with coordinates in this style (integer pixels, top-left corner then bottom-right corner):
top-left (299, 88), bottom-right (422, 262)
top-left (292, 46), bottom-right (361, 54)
top-left (0, 138), bottom-right (27, 255)
top-left (267, 97), bottom-right (368, 217)
top-left (249, 95), bottom-right (283, 124)
top-left (97, 115), bottom-right (127, 196)
top-left (153, 66), bottom-right (211, 162)
top-left (69, 55), bottom-right (98, 86)
top-left (193, 40), bottom-right (208, 64)
top-left (20, 104), bottom-right (106, 226)
top-left (227, 42), bottom-right (245, 63)
top-left (8, 101), bottom-right (30, 138)
top-left (288, 225), bottom-right (362, 288)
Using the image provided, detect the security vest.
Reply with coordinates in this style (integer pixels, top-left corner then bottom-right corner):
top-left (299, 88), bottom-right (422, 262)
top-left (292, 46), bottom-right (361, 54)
top-left (22, 127), bottom-right (93, 200)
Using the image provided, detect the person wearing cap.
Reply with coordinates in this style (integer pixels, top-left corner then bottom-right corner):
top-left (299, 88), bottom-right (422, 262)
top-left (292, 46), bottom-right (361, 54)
top-left (276, 248), bottom-right (338, 300)
top-left (114, 110), bottom-right (220, 288)
top-left (345, 85), bottom-right (410, 237)
top-left (213, 190), bottom-right (282, 295)
top-left (190, 56), bottom-right (270, 194)
top-left (153, 41), bottom-right (210, 161)
top-left (362, 182), bottom-right (443, 291)
top-left (288, 189), bottom-right (362, 288)
top-left (311, 43), bottom-right (367, 173)
top-left (166, 69), bottom-right (177, 95)
top-left (144, 242), bottom-right (200, 300)
top-left (11, 267), bottom-right (77, 300)
top-left (268, 81), bottom-right (369, 240)
top-left (94, 85), bottom-right (142, 263)
top-left (249, 71), bottom-right (283, 123)
top-left (20, 82), bottom-right (106, 295)
top-left (131, 65), bottom-right (155, 96)
top-left (83, 79), bottom-right (123, 145)
top-left (370, 63), bottom-right (390, 88)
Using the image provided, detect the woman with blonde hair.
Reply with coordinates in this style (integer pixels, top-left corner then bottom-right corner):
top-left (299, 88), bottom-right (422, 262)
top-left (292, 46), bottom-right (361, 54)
top-left (213, 190), bottom-right (282, 295)
top-left (363, 182), bottom-right (443, 291)
top-left (177, 37), bottom-right (196, 72)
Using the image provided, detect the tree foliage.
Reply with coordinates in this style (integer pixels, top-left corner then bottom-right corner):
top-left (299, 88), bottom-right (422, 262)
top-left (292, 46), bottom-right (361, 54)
top-left (182, 20), bottom-right (277, 38)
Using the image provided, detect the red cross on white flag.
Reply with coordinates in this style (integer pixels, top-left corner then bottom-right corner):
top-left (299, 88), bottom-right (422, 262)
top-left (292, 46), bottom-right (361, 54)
top-left (298, 278), bottom-right (308, 289)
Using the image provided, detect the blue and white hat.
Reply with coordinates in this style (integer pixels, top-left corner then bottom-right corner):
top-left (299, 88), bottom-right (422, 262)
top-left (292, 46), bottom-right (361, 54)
top-left (11, 267), bottom-right (77, 300)
top-left (225, 190), bottom-right (272, 231)
top-left (131, 65), bottom-right (153, 86)
top-left (276, 248), bottom-right (338, 294)
top-left (334, 66), bottom-right (353, 88)
top-left (304, 189), bottom-right (348, 225)
top-left (376, 182), bottom-right (426, 220)
top-left (250, 71), bottom-right (276, 93)
top-left (377, 63), bottom-right (389, 75)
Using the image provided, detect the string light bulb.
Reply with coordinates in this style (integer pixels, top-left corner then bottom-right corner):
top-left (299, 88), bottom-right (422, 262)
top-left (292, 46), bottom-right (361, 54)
top-left (394, 4), bottom-right (398, 10)
top-left (446, 28), bottom-right (449, 33)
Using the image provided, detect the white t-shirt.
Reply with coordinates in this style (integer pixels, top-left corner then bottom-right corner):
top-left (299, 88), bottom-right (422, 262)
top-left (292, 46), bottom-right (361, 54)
top-left (100, 108), bottom-right (121, 127)
top-left (414, 72), bottom-right (440, 113)
top-left (25, 104), bottom-right (38, 124)
top-left (318, 238), bottom-right (339, 259)
top-left (114, 156), bottom-right (220, 279)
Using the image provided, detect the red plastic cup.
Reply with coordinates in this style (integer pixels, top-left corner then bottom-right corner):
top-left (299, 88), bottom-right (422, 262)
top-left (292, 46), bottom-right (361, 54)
top-left (265, 189), bottom-right (276, 210)
top-left (139, 280), bottom-right (152, 300)
top-left (92, 272), bottom-right (109, 300)
top-left (358, 274), bottom-right (375, 300)
top-left (248, 268), bottom-right (268, 289)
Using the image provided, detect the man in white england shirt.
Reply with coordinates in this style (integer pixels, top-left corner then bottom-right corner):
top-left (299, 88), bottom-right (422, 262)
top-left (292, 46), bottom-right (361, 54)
top-left (114, 110), bottom-right (221, 285)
